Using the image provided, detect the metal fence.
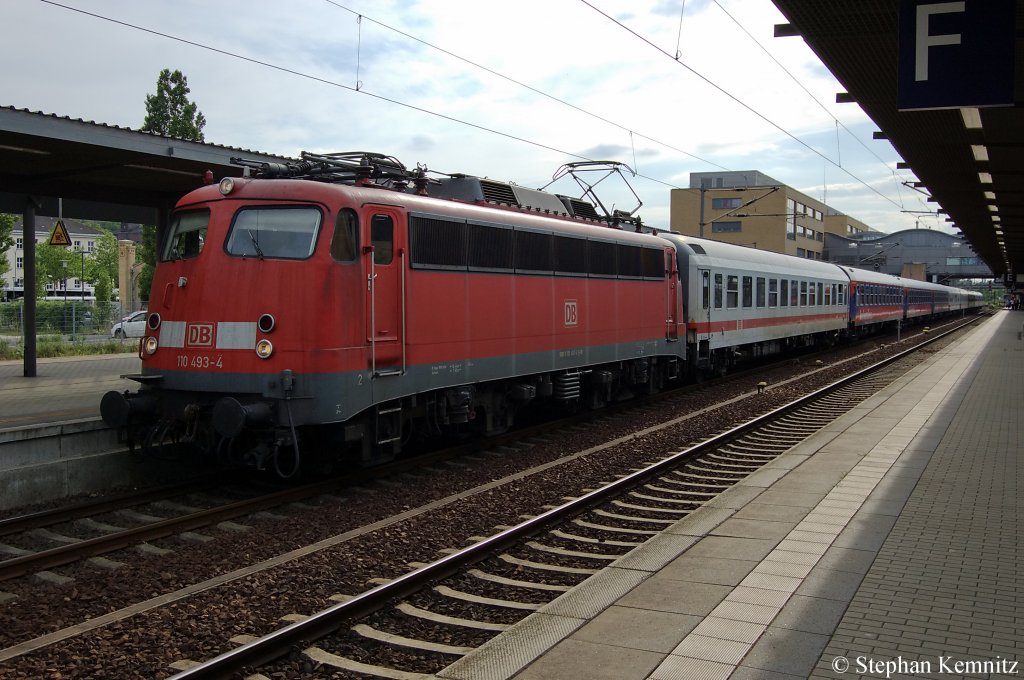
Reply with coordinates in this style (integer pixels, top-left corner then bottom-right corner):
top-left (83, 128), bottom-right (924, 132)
top-left (0, 300), bottom-right (133, 339)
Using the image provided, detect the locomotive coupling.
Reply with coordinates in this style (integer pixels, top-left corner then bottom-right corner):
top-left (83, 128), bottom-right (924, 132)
top-left (100, 390), bottom-right (158, 428)
top-left (212, 397), bottom-right (273, 438)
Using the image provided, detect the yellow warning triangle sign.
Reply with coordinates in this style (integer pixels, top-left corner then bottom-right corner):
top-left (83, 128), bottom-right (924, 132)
top-left (49, 219), bottom-right (72, 247)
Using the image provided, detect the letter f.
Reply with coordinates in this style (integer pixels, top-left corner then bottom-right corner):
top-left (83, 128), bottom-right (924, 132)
top-left (915, 2), bottom-right (966, 81)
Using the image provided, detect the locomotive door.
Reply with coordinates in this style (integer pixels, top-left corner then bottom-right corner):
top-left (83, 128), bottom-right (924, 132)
top-left (363, 207), bottom-right (406, 378)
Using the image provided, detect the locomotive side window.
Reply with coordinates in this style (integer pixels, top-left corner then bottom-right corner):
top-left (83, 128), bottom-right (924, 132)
top-left (226, 206), bottom-right (321, 259)
top-left (371, 215), bottom-right (394, 265)
top-left (162, 209), bottom-right (210, 261)
top-left (330, 209), bottom-right (359, 261)
top-left (588, 240), bottom-right (616, 278)
top-left (714, 273), bottom-right (723, 309)
top-left (726, 275), bottom-right (739, 308)
top-left (514, 230), bottom-right (553, 274)
top-left (409, 215), bottom-right (467, 269)
top-left (554, 236), bottom-right (586, 275)
top-left (469, 223), bottom-right (513, 271)
top-left (742, 276), bottom-right (753, 308)
top-left (641, 248), bottom-right (664, 279)
top-left (617, 245), bottom-right (644, 279)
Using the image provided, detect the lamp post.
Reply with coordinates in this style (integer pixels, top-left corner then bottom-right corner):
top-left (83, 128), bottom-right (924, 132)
top-left (72, 248), bottom-right (87, 339)
top-left (61, 259), bottom-right (68, 336)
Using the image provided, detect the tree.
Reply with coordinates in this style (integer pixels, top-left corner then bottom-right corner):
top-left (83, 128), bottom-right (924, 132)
top-left (136, 224), bottom-right (157, 304)
top-left (138, 69), bottom-right (206, 301)
top-left (88, 230), bottom-right (119, 287)
top-left (0, 213), bottom-right (14, 279)
top-left (141, 69), bottom-right (206, 141)
top-left (34, 242), bottom-right (72, 298)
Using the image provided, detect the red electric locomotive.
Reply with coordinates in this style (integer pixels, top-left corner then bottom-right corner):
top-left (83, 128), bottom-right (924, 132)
top-left (102, 153), bottom-right (685, 475)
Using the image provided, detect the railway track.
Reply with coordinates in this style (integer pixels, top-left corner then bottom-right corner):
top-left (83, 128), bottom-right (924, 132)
top-left (167, 316), bottom-right (979, 679)
top-left (0, 319), bottom-right (949, 587)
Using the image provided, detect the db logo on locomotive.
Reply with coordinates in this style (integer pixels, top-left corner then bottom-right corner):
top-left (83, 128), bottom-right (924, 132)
top-left (186, 323), bottom-right (215, 347)
top-left (564, 300), bottom-right (578, 327)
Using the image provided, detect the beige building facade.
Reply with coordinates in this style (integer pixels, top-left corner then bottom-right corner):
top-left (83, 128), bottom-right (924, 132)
top-left (670, 171), bottom-right (874, 259)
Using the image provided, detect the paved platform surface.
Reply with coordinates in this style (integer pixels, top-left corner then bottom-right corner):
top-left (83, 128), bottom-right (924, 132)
top-left (0, 353), bottom-right (139, 428)
top-left (440, 311), bottom-right (1021, 680)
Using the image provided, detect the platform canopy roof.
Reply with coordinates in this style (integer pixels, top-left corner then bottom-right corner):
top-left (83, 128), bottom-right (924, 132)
top-left (771, 1), bottom-right (1023, 280)
top-left (0, 106), bottom-right (292, 224)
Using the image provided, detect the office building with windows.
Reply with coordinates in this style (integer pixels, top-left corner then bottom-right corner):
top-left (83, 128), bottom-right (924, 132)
top-left (670, 171), bottom-right (874, 260)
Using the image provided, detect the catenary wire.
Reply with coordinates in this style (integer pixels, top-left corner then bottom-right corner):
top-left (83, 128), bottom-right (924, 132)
top-left (580, 0), bottom-right (909, 212)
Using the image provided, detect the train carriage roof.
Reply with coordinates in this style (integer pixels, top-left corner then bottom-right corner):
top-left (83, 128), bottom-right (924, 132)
top-left (837, 265), bottom-right (960, 292)
top-left (661, 234), bottom-right (847, 280)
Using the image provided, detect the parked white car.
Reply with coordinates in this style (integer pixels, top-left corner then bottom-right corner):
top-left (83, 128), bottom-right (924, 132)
top-left (111, 310), bottom-right (147, 338)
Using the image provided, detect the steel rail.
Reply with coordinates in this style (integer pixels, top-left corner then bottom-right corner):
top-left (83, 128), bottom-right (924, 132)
top-left (0, 478), bottom-right (226, 538)
top-left (170, 314), bottom-right (984, 679)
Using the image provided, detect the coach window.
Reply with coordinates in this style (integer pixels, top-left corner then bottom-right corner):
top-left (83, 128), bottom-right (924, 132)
top-left (756, 277), bottom-right (766, 307)
top-left (714, 273), bottom-right (724, 308)
top-left (742, 276), bottom-right (753, 308)
top-left (371, 215), bottom-right (393, 265)
top-left (780, 279), bottom-right (788, 307)
top-left (768, 279), bottom-right (778, 307)
top-left (800, 281), bottom-right (808, 306)
top-left (790, 279), bottom-right (799, 306)
top-left (702, 271), bottom-right (710, 309)
top-left (817, 282), bottom-right (823, 306)
top-left (330, 209), bottom-right (359, 261)
top-left (824, 283), bottom-right (832, 306)
top-left (726, 275), bottom-right (739, 308)
top-left (808, 281), bottom-right (816, 306)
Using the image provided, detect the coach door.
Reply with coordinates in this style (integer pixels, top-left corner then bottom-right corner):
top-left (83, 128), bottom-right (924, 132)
top-left (363, 206), bottom-right (406, 378)
top-left (666, 250), bottom-right (679, 340)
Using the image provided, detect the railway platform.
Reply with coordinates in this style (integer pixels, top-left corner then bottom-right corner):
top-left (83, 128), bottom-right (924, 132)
top-left (440, 310), bottom-right (1022, 680)
top-left (0, 352), bottom-right (166, 511)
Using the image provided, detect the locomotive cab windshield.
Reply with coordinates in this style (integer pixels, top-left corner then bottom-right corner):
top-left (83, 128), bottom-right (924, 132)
top-left (225, 206), bottom-right (322, 260)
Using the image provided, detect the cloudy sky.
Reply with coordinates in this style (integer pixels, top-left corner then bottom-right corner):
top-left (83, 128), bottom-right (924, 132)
top-left (1, 0), bottom-right (942, 233)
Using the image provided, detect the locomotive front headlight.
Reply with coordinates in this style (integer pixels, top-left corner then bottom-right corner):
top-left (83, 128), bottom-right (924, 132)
top-left (255, 338), bottom-right (274, 359)
top-left (143, 336), bottom-right (159, 355)
top-left (218, 177), bottom-right (235, 196)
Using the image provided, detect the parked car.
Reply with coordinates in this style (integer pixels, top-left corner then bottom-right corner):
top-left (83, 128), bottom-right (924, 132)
top-left (111, 310), bottom-right (147, 338)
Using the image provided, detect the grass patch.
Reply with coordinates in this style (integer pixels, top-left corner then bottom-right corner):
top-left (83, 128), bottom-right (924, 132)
top-left (0, 335), bottom-right (135, 361)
